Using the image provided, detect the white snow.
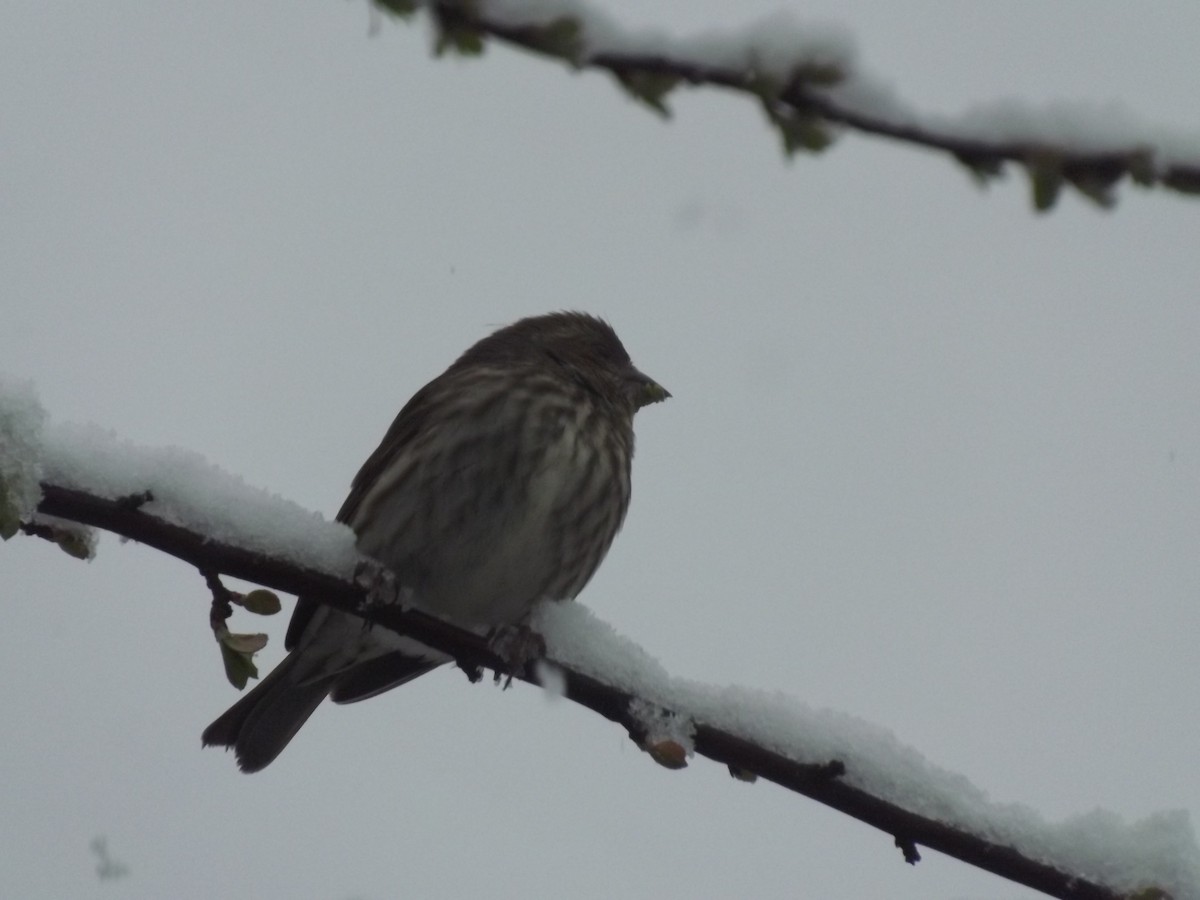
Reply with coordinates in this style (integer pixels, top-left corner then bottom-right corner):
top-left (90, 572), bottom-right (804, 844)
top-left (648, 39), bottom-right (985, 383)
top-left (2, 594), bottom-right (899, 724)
top-left (477, 0), bottom-right (854, 82)
top-left (441, 0), bottom-right (1200, 169)
top-left (534, 659), bottom-right (567, 699)
top-left (534, 600), bottom-right (1200, 899)
top-left (0, 375), bottom-right (47, 525)
top-left (923, 97), bottom-right (1200, 165)
top-left (4, 375), bottom-right (1197, 897)
top-left (0, 378), bottom-right (359, 577)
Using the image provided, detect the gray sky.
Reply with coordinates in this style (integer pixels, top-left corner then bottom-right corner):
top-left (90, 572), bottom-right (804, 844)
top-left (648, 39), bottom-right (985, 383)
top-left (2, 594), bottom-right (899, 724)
top-left (3, 2), bottom-right (1198, 898)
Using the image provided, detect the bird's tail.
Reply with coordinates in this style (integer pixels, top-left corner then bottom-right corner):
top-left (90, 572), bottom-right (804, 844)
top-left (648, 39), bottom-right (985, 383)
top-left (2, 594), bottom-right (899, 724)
top-left (201, 652), bottom-right (332, 773)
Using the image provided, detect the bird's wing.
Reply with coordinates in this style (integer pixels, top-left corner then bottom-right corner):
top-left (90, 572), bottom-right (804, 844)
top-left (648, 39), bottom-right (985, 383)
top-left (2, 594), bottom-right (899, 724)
top-left (284, 378), bottom-right (442, 651)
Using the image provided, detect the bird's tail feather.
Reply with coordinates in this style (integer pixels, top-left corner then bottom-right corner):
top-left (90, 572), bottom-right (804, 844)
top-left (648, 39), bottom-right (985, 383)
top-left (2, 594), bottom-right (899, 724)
top-left (201, 652), bottom-right (332, 773)
top-left (329, 651), bottom-right (442, 704)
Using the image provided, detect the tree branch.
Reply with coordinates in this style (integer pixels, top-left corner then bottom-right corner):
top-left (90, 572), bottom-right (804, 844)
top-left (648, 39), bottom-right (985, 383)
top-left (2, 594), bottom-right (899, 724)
top-left (30, 482), bottom-right (1145, 900)
top-left (375, 0), bottom-right (1200, 210)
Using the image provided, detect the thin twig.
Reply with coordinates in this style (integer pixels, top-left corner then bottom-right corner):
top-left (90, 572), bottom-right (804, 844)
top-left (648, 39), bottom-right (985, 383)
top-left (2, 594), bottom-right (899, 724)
top-left (204, 570), bottom-right (235, 637)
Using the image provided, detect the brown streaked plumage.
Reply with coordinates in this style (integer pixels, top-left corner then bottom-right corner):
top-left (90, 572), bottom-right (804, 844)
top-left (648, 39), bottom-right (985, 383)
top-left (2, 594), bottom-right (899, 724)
top-left (202, 312), bottom-right (667, 772)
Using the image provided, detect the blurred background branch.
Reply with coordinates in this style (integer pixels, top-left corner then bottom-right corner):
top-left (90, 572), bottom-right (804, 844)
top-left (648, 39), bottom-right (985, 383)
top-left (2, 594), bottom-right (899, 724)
top-left (370, 0), bottom-right (1200, 211)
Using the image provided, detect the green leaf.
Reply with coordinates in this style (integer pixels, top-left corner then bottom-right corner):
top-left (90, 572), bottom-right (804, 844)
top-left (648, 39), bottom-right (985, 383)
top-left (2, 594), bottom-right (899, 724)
top-left (373, 0), bottom-right (418, 18)
top-left (221, 631), bottom-right (268, 654)
top-left (1026, 153), bottom-right (1064, 212)
top-left (219, 642), bottom-right (259, 691)
top-left (955, 151), bottom-right (1005, 188)
top-left (760, 96), bottom-right (833, 157)
top-left (614, 70), bottom-right (681, 118)
top-left (239, 589), bottom-right (282, 616)
top-left (1067, 175), bottom-right (1117, 209)
top-left (435, 23), bottom-right (485, 58)
top-left (520, 16), bottom-right (583, 66)
top-left (1061, 161), bottom-right (1124, 210)
top-left (217, 631), bottom-right (266, 690)
top-left (777, 111), bottom-right (834, 156)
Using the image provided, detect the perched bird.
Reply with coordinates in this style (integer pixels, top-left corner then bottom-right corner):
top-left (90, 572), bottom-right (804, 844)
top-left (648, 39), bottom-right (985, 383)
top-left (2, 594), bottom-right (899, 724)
top-left (202, 312), bottom-right (668, 771)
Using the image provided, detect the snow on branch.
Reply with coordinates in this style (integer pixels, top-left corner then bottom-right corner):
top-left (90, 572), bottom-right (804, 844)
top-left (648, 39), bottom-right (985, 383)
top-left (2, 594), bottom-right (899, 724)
top-left (1, 379), bottom-right (1197, 900)
top-left (371, 0), bottom-right (1200, 211)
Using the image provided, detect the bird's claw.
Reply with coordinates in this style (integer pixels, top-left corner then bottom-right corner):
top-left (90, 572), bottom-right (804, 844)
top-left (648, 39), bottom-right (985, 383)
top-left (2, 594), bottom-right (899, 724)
top-left (488, 624), bottom-right (547, 689)
top-left (353, 559), bottom-right (401, 610)
top-left (353, 560), bottom-right (413, 635)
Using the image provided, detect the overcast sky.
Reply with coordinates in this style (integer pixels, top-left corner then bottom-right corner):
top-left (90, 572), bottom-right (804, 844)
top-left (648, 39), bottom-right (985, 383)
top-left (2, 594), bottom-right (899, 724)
top-left (3, 2), bottom-right (1199, 898)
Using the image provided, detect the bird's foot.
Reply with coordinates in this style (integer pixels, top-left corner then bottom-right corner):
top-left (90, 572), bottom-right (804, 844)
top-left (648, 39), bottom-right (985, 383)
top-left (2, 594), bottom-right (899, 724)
top-left (487, 623), bottom-right (547, 689)
top-left (352, 559), bottom-right (410, 627)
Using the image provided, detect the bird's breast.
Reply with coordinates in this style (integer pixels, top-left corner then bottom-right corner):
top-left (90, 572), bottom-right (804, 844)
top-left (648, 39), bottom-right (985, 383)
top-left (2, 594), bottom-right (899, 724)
top-left (357, 398), bottom-right (621, 628)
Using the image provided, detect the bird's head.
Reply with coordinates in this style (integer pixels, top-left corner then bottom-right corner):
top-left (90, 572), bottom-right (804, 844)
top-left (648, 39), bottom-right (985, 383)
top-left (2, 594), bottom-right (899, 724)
top-left (458, 311), bottom-right (669, 414)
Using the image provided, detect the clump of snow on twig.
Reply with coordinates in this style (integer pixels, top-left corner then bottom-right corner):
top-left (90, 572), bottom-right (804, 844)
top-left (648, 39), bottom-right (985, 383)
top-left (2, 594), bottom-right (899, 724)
top-left (39, 419), bottom-right (360, 576)
top-left (478, 0), bottom-right (855, 82)
top-left (0, 376), bottom-right (48, 524)
top-left (929, 98), bottom-right (1200, 165)
top-left (535, 600), bottom-right (1200, 898)
top-left (534, 659), bottom-right (567, 699)
top-left (0, 378), bottom-right (361, 577)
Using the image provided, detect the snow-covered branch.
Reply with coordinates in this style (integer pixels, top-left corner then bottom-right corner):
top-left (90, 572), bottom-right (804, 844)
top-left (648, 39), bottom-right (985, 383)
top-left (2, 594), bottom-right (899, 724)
top-left (15, 486), bottom-right (1149, 900)
top-left (1, 379), bottom-right (1195, 899)
top-left (373, 0), bottom-right (1200, 210)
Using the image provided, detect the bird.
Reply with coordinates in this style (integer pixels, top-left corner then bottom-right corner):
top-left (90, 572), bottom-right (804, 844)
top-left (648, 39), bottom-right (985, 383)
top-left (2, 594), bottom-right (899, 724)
top-left (202, 311), bottom-right (668, 771)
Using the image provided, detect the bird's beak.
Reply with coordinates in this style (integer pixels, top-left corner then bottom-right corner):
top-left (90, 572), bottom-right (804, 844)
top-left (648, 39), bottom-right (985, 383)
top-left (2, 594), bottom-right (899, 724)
top-left (631, 370), bottom-right (670, 409)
